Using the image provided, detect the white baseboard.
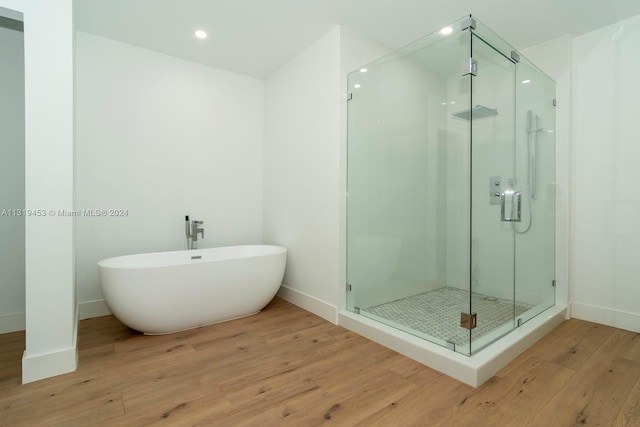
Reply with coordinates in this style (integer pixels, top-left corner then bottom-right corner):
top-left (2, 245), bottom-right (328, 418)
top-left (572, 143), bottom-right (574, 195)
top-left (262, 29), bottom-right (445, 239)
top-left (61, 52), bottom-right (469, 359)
top-left (2, 300), bottom-right (106, 335)
top-left (22, 347), bottom-right (78, 383)
top-left (571, 302), bottom-right (640, 333)
top-left (78, 299), bottom-right (111, 320)
top-left (277, 285), bottom-right (338, 324)
top-left (0, 312), bottom-right (25, 334)
top-left (22, 309), bottom-right (78, 384)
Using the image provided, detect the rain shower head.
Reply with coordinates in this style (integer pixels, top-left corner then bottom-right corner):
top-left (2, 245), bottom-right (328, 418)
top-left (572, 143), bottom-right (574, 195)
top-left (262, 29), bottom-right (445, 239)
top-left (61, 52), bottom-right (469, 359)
top-left (452, 105), bottom-right (498, 120)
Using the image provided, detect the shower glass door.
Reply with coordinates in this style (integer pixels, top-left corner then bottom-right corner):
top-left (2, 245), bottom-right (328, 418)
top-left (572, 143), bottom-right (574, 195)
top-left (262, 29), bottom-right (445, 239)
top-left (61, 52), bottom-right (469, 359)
top-left (468, 29), bottom-right (518, 354)
top-left (468, 21), bottom-right (557, 353)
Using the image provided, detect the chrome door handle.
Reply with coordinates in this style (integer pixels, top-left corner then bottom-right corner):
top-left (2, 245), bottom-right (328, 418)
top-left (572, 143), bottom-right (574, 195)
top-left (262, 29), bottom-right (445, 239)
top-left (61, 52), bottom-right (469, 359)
top-left (501, 190), bottom-right (522, 222)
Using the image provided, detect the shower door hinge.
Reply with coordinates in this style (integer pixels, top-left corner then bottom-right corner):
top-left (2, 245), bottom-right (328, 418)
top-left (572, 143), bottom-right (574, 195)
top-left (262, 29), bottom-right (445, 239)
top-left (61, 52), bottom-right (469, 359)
top-left (460, 312), bottom-right (477, 330)
top-left (462, 58), bottom-right (478, 76)
top-left (552, 279), bottom-right (556, 287)
top-left (347, 92), bottom-right (353, 101)
top-left (461, 16), bottom-right (477, 31)
top-left (517, 318), bottom-right (523, 327)
top-left (511, 50), bottom-right (521, 63)
top-left (346, 283), bottom-right (352, 292)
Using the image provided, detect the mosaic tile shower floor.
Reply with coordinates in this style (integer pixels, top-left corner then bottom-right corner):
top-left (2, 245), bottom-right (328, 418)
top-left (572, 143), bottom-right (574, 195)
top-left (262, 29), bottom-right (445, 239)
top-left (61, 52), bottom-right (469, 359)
top-left (363, 286), bottom-right (532, 346)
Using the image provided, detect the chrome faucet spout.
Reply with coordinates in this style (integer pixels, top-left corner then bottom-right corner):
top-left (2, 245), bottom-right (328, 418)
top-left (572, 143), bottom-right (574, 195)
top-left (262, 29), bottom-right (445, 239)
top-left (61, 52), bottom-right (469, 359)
top-left (191, 220), bottom-right (204, 241)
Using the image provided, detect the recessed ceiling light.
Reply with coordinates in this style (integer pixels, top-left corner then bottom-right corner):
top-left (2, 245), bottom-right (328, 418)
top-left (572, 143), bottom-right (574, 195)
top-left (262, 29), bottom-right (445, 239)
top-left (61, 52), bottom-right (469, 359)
top-left (195, 30), bottom-right (207, 39)
top-left (354, 84), bottom-right (361, 89)
top-left (522, 79), bottom-right (531, 84)
top-left (360, 68), bottom-right (368, 73)
top-left (440, 27), bottom-right (453, 35)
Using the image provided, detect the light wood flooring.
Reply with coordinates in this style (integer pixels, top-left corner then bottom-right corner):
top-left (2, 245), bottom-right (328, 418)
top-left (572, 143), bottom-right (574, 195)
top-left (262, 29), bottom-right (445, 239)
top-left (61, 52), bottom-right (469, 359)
top-left (1, 297), bottom-right (639, 426)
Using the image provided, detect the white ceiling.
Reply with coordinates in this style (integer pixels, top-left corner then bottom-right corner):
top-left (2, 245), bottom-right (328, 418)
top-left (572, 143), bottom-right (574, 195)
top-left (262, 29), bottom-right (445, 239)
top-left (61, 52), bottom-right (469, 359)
top-left (74, 0), bottom-right (640, 79)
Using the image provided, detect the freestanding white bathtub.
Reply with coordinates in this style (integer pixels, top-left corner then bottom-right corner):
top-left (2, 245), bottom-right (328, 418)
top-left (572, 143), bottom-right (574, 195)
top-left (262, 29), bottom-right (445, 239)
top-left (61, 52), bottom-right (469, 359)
top-left (98, 245), bottom-right (287, 335)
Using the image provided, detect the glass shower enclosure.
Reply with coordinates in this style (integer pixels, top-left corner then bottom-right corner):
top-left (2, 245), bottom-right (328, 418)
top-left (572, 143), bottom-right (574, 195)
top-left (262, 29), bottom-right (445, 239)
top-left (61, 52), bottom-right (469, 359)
top-left (346, 15), bottom-right (556, 355)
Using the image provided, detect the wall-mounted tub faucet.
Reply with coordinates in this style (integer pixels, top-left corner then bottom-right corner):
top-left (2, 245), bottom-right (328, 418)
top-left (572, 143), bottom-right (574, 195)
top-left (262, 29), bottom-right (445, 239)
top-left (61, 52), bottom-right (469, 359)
top-left (192, 220), bottom-right (204, 241)
top-left (185, 215), bottom-right (205, 249)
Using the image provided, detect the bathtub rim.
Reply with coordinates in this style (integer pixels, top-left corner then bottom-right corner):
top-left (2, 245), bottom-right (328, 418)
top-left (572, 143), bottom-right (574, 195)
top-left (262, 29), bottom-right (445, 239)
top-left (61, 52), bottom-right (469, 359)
top-left (97, 244), bottom-right (287, 270)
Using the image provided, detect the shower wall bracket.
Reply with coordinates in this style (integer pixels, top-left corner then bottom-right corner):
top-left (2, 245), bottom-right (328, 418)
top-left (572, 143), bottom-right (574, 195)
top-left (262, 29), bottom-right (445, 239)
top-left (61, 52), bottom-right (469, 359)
top-left (462, 58), bottom-right (478, 76)
top-left (461, 16), bottom-right (476, 31)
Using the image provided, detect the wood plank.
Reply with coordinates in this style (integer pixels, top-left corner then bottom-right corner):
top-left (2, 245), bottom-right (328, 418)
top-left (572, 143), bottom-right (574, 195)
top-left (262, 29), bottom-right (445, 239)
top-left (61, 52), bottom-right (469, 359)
top-left (309, 356), bottom-right (398, 396)
top-left (442, 356), bottom-right (575, 426)
top-left (354, 372), bottom-right (470, 426)
top-left (613, 376), bottom-right (640, 426)
top-left (49, 393), bottom-right (125, 427)
top-left (2, 382), bottom-right (124, 427)
top-left (116, 392), bottom-right (232, 427)
top-left (120, 358), bottom-right (226, 414)
top-left (613, 329), bottom-right (640, 363)
top-left (529, 329), bottom-right (640, 426)
top-left (113, 331), bottom-right (196, 359)
top-left (221, 370), bottom-right (320, 407)
top-left (279, 370), bottom-right (418, 426)
top-left (498, 319), bottom-right (615, 377)
top-left (191, 381), bottom-right (329, 426)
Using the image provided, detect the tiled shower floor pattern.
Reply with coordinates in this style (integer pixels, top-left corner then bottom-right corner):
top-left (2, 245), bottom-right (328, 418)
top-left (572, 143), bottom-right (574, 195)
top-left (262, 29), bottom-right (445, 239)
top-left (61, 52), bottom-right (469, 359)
top-left (363, 287), bottom-right (533, 346)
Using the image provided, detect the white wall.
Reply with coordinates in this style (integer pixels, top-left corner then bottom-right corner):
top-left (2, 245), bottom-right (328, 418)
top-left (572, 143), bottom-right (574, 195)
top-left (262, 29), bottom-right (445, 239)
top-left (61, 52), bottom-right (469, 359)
top-left (570, 14), bottom-right (640, 332)
top-left (0, 21), bottom-right (25, 333)
top-left (263, 27), bottom-right (342, 321)
top-left (75, 32), bottom-right (264, 314)
top-left (0, 0), bottom-right (77, 383)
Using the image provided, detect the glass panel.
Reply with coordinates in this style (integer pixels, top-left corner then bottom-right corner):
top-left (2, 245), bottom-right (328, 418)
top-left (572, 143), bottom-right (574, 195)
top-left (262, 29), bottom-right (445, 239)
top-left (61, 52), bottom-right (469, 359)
top-left (346, 17), bottom-right (471, 350)
top-left (472, 18), bottom-right (518, 64)
top-left (514, 56), bottom-right (556, 323)
top-left (469, 33), bottom-right (517, 354)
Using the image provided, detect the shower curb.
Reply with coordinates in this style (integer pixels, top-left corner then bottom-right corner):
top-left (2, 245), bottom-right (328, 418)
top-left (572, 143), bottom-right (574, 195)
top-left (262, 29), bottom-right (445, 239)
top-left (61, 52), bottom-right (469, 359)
top-left (339, 305), bottom-right (566, 387)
